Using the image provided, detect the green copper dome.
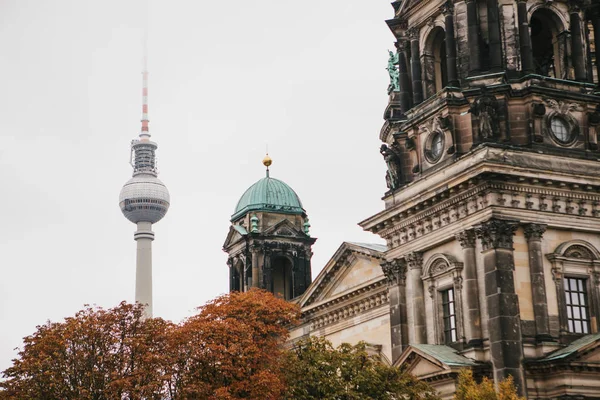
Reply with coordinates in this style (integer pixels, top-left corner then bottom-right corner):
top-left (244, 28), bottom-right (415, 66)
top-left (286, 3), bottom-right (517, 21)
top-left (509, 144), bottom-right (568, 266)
top-left (232, 176), bottom-right (305, 221)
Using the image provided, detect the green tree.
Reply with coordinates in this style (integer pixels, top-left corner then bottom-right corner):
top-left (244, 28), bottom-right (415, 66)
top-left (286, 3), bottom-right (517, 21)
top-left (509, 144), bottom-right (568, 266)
top-left (454, 369), bottom-right (524, 400)
top-left (283, 337), bottom-right (440, 400)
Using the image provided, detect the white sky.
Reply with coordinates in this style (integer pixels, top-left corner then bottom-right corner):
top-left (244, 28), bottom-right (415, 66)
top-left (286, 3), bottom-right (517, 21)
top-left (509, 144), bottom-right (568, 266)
top-left (0, 0), bottom-right (392, 371)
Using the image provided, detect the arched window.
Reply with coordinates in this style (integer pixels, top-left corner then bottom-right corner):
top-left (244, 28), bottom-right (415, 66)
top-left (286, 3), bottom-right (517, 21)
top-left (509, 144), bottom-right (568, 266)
top-left (422, 254), bottom-right (464, 345)
top-left (272, 256), bottom-right (293, 300)
top-left (423, 27), bottom-right (448, 98)
top-left (547, 240), bottom-right (600, 337)
top-left (530, 8), bottom-right (565, 78)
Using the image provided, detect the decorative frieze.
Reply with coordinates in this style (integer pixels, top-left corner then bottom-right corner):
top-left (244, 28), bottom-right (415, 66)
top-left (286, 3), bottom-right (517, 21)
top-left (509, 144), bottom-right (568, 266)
top-left (307, 287), bottom-right (389, 331)
top-left (372, 177), bottom-right (600, 248)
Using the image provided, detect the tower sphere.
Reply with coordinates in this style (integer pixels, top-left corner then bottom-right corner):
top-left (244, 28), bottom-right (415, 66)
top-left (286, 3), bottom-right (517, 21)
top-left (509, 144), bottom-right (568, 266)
top-left (119, 174), bottom-right (170, 224)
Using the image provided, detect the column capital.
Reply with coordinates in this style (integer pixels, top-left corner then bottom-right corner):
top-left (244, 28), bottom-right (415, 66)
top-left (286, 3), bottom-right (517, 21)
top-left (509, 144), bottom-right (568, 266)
top-left (406, 27), bottom-right (419, 40)
top-left (406, 252), bottom-right (424, 269)
top-left (440, 0), bottom-right (454, 16)
top-left (381, 259), bottom-right (407, 285)
top-left (523, 223), bottom-right (547, 241)
top-left (475, 219), bottom-right (519, 251)
top-left (455, 229), bottom-right (476, 248)
top-left (569, 0), bottom-right (582, 13)
top-left (395, 38), bottom-right (410, 51)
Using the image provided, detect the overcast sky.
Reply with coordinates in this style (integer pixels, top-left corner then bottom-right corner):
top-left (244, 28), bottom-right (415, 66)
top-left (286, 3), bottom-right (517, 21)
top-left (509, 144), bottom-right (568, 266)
top-left (0, 0), bottom-right (393, 371)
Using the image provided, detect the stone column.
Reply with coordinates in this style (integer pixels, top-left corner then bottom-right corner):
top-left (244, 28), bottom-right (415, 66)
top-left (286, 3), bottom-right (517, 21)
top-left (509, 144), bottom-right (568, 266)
top-left (593, 12), bottom-right (600, 84)
top-left (408, 28), bottom-right (424, 106)
top-left (456, 229), bottom-right (483, 346)
top-left (570, 3), bottom-right (587, 82)
top-left (262, 249), bottom-right (272, 291)
top-left (466, 0), bottom-right (482, 75)
top-left (251, 245), bottom-right (260, 288)
top-left (475, 219), bottom-right (526, 397)
top-left (523, 223), bottom-right (552, 341)
top-left (382, 259), bottom-right (408, 363)
top-left (406, 252), bottom-right (427, 344)
top-left (442, 1), bottom-right (459, 86)
top-left (517, 0), bottom-right (534, 75)
top-left (396, 39), bottom-right (412, 114)
top-left (487, 0), bottom-right (503, 71)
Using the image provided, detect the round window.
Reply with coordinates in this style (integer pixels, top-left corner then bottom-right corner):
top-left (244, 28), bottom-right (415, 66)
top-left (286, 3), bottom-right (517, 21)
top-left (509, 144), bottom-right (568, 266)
top-left (428, 132), bottom-right (444, 162)
top-left (550, 116), bottom-right (572, 144)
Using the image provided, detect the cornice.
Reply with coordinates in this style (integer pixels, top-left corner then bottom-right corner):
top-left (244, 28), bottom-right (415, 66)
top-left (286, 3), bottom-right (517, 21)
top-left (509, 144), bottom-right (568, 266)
top-left (368, 177), bottom-right (600, 257)
top-left (303, 283), bottom-right (389, 332)
top-left (302, 279), bottom-right (387, 317)
top-left (360, 146), bottom-right (600, 233)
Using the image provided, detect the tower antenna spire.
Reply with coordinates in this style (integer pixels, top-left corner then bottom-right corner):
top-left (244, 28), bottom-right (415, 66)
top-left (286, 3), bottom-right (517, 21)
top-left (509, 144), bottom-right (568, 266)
top-left (119, 12), bottom-right (170, 320)
top-left (140, 27), bottom-right (150, 140)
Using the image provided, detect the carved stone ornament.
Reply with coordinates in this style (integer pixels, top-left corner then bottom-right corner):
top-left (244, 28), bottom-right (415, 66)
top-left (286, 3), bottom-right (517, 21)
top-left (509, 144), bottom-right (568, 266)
top-left (406, 252), bottom-right (424, 270)
top-left (381, 259), bottom-right (407, 285)
top-left (429, 258), bottom-right (449, 275)
top-left (523, 223), bottom-right (547, 241)
top-left (455, 229), bottom-right (476, 248)
top-left (380, 142), bottom-right (403, 190)
top-left (542, 99), bottom-right (581, 145)
top-left (564, 245), bottom-right (595, 260)
top-left (406, 27), bottom-right (419, 41)
top-left (440, 0), bottom-right (454, 16)
top-left (470, 94), bottom-right (499, 139)
top-left (474, 219), bottom-right (519, 251)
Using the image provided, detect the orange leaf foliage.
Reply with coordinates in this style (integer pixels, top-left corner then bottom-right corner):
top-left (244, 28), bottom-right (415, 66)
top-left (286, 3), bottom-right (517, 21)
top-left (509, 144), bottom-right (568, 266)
top-left (1, 290), bottom-right (299, 400)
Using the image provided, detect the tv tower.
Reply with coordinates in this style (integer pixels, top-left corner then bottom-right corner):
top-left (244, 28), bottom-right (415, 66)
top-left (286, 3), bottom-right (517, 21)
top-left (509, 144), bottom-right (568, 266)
top-left (119, 38), bottom-right (169, 318)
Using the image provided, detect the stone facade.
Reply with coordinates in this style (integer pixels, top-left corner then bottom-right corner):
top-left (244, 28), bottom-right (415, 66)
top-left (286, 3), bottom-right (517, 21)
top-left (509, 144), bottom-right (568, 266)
top-left (358, 0), bottom-right (600, 397)
top-left (228, 1), bottom-right (600, 398)
top-left (223, 210), bottom-right (315, 300)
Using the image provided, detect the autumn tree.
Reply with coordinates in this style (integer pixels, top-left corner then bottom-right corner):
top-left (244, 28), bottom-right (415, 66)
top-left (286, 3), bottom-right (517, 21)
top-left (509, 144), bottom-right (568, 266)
top-left (0, 302), bottom-right (174, 400)
top-left (166, 289), bottom-right (300, 399)
top-left (454, 369), bottom-right (524, 400)
top-left (1, 290), bottom-right (299, 400)
top-left (283, 337), bottom-right (440, 400)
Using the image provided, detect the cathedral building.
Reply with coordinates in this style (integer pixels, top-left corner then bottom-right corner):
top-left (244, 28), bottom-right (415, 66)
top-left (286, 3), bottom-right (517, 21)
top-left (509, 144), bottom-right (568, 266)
top-left (225, 0), bottom-right (600, 398)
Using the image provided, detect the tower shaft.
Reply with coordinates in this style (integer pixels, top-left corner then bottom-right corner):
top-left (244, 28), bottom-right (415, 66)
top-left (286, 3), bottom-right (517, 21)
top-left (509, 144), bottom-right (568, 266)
top-left (134, 221), bottom-right (155, 318)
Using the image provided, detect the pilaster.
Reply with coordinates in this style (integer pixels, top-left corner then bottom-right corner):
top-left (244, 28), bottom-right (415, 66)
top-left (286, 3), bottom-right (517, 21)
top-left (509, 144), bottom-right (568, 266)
top-left (382, 258), bottom-right (408, 363)
top-left (475, 218), bottom-right (526, 397)
top-left (406, 252), bottom-right (426, 344)
top-left (523, 223), bottom-right (552, 342)
top-left (456, 229), bottom-right (483, 346)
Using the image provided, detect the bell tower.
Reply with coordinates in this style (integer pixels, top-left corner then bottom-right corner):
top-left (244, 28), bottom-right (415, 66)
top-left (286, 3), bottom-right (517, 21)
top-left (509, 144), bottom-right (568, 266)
top-left (360, 0), bottom-right (600, 397)
top-left (223, 156), bottom-right (316, 300)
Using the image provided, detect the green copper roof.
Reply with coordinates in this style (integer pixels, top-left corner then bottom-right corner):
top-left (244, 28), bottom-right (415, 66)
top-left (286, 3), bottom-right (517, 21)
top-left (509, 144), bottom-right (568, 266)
top-left (411, 344), bottom-right (478, 367)
top-left (540, 333), bottom-right (600, 362)
top-left (231, 176), bottom-right (305, 221)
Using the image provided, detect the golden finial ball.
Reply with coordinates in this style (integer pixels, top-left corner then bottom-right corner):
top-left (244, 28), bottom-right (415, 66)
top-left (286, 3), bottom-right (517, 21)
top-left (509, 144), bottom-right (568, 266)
top-left (262, 154), bottom-right (272, 167)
